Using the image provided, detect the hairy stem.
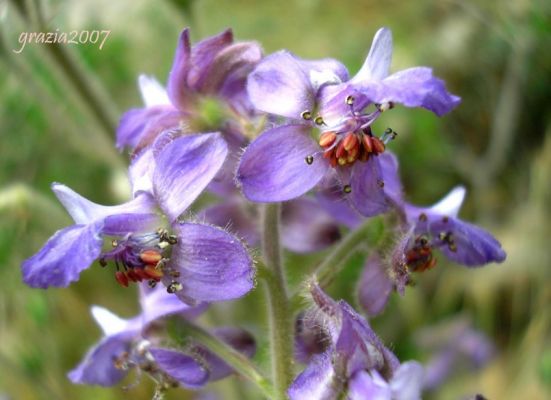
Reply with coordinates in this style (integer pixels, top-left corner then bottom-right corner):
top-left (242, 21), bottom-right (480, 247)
top-left (261, 203), bottom-right (294, 400)
top-left (290, 217), bottom-right (384, 311)
top-left (169, 319), bottom-right (274, 399)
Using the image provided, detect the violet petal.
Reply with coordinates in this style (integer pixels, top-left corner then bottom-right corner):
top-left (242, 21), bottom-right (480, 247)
top-left (351, 27), bottom-right (393, 83)
top-left (349, 156), bottom-right (391, 217)
top-left (150, 348), bottom-right (209, 389)
top-left (288, 351), bottom-right (339, 400)
top-left (358, 254), bottom-right (393, 317)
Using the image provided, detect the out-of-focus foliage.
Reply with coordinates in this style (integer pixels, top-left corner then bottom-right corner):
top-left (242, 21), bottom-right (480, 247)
top-left (0, 0), bottom-right (549, 399)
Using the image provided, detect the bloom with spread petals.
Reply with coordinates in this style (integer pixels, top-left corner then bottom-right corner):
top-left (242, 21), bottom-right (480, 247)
top-left (237, 27), bottom-right (460, 217)
top-left (22, 132), bottom-right (255, 304)
top-left (289, 283), bottom-right (423, 400)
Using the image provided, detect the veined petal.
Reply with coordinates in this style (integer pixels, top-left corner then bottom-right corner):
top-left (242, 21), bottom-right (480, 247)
top-left (167, 28), bottom-right (192, 109)
top-left (288, 351), bottom-right (340, 400)
top-left (348, 157), bottom-right (392, 217)
top-left (149, 348), bottom-right (209, 389)
top-left (91, 306), bottom-right (133, 337)
top-left (389, 361), bottom-right (424, 400)
top-left (429, 218), bottom-right (506, 266)
top-left (247, 51), bottom-right (316, 119)
top-left (22, 223), bottom-right (103, 288)
top-left (351, 27), bottom-right (393, 83)
top-left (302, 58), bottom-right (349, 89)
top-left (236, 124), bottom-right (329, 202)
top-left (281, 197), bottom-right (341, 253)
top-left (67, 333), bottom-right (132, 386)
top-left (152, 132), bottom-right (228, 223)
top-left (348, 370), bottom-right (392, 400)
top-left (357, 67), bottom-right (461, 116)
top-left (165, 222), bottom-right (253, 303)
top-left (138, 74), bottom-right (170, 107)
top-left (358, 254), bottom-right (393, 317)
top-left (139, 284), bottom-right (206, 325)
top-left (52, 183), bottom-right (156, 225)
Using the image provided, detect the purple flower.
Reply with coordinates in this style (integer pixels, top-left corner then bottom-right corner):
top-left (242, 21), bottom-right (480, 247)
top-left (289, 283), bottom-right (423, 399)
top-left (22, 132), bottom-right (255, 304)
top-left (68, 284), bottom-right (207, 387)
top-left (117, 28), bottom-right (262, 151)
top-left (237, 27), bottom-right (460, 217)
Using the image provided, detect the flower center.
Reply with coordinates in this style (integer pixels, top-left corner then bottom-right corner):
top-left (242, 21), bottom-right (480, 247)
top-left (99, 228), bottom-right (178, 288)
top-left (303, 96), bottom-right (397, 169)
top-left (405, 235), bottom-right (437, 272)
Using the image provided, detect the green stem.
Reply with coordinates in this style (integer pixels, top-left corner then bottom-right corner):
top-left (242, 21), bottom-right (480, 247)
top-left (261, 203), bottom-right (294, 400)
top-left (169, 319), bottom-right (274, 399)
top-left (290, 217), bottom-right (384, 311)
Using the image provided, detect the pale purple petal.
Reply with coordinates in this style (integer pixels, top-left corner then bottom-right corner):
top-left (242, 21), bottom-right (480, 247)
top-left (150, 348), bottom-right (209, 389)
top-left (247, 51), bottom-right (316, 119)
top-left (68, 333), bottom-right (132, 386)
top-left (316, 174), bottom-right (363, 229)
top-left (348, 157), bottom-right (392, 217)
top-left (236, 124), bottom-right (329, 202)
top-left (138, 285), bottom-right (206, 325)
top-left (301, 58), bottom-right (349, 88)
top-left (165, 222), bottom-right (253, 303)
top-left (153, 132), bottom-right (228, 223)
top-left (138, 75), bottom-right (170, 107)
top-left (348, 370), bottom-right (392, 400)
top-left (429, 218), bottom-right (506, 266)
top-left (358, 254), bottom-right (393, 317)
top-left (357, 67), bottom-right (461, 116)
top-left (352, 27), bottom-right (393, 83)
top-left (167, 28), bottom-right (192, 109)
top-left (129, 148), bottom-right (154, 196)
top-left (389, 361), bottom-right (424, 400)
top-left (288, 351), bottom-right (339, 400)
top-left (102, 213), bottom-right (159, 237)
top-left (281, 198), bottom-right (341, 253)
top-left (22, 223), bottom-right (103, 288)
top-left (379, 152), bottom-right (403, 206)
top-left (52, 183), bottom-right (156, 226)
top-left (90, 306), bottom-right (134, 337)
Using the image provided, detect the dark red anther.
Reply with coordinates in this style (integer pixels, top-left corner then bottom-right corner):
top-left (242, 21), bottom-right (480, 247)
top-left (134, 268), bottom-right (150, 281)
top-left (335, 141), bottom-right (347, 159)
top-left (371, 136), bottom-right (386, 154)
top-left (362, 135), bottom-right (373, 153)
top-left (144, 265), bottom-right (163, 280)
top-left (126, 269), bottom-right (140, 282)
top-left (115, 271), bottom-right (129, 287)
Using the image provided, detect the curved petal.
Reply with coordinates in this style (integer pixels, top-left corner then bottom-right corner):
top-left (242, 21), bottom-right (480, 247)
top-left (348, 157), bottom-right (392, 217)
top-left (165, 222), bottom-right (254, 303)
top-left (288, 351), bottom-right (340, 400)
top-left (358, 254), bottom-right (393, 317)
top-left (302, 58), bottom-right (349, 89)
top-left (149, 348), bottom-right (209, 389)
top-left (67, 333), bottom-right (132, 386)
top-left (281, 197), bottom-right (341, 253)
top-left (247, 51), bottom-right (316, 119)
top-left (357, 67), bottom-right (461, 116)
top-left (236, 124), bottom-right (329, 202)
top-left (138, 74), bottom-right (170, 107)
top-left (429, 218), bottom-right (506, 266)
top-left (167, 28), bottom-right (192, 109)
top-left (295, 312), bottom-right (331, 363)
top-left (153, 132), bottom-right (228, 223)
top-left (316, 174), bottom-right (363, 229)
top-left (22, 223), bottom-right (103, 288)
top-left (351, 27), bottom-right (393, 83)
top-left (91, 306), bottom-right (133, 337)
top-left (379, 151), bottom-right (403, 206)
top-left (390, 361), bottom-right (424, 400)
top-left (429, 186), bottom-right (465, 217)
top-left (138, 285), bottom-right (205, 325)
top-left (52, 183), bottom-right (156, 226)
top-left (348, 370), bottom-right (391, 400)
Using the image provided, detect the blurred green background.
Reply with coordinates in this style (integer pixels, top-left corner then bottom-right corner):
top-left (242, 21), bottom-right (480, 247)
top-left (0, 0), bottom-right (550, 399)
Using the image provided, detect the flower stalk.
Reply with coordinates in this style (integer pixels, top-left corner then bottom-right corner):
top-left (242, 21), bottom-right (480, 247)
top-left (261, 203), bottom-right (294, 400)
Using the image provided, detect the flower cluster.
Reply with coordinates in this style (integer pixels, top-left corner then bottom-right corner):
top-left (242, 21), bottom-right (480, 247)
top-left (21, 26), bottom-right (506, 399)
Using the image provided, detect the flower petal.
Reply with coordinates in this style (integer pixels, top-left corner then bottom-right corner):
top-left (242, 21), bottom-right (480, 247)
top-left (153, 132), bottom-right (228, 223)
top-left (288, 351), bottom-right (340, 400)
top-left (22, 223), bottom-right (103, 288)
top-left (167, 28), bottom-right (192, 109)
top-left (357, 67), bottom-right (461, 116)
top-left (91, 306), bottom-right (132, 337)
top-left (165, 222), bottom-right (254, 303)
top-left (358, 254), bottom-right (393, 317)
top-left (52, 183), bottom-right (156, 226)
top-left (67, 333), bottom-right (132, 386)
top-left (247, 51), bottom-right (316, 119)
top-left (348, 157), bottom-right (392, 217)
top-left (429, 186), bottom-right (465, 217)
top-left (351, 27), bottom-right (393, 83)
top-left (348, 370), bottom-right (392, 400)
top-left (139, 284), bottom-right (206, 325)
top-left (389, 361), bottom-right (424, 400)
top-left (138, 74), bottom-right (170, 107)
top-left (236, 124), bottom-right (329, 202)
top-left (281, 197), bottom-right (341, 253)
top-left (149, 348), bottom-right (209, 389)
